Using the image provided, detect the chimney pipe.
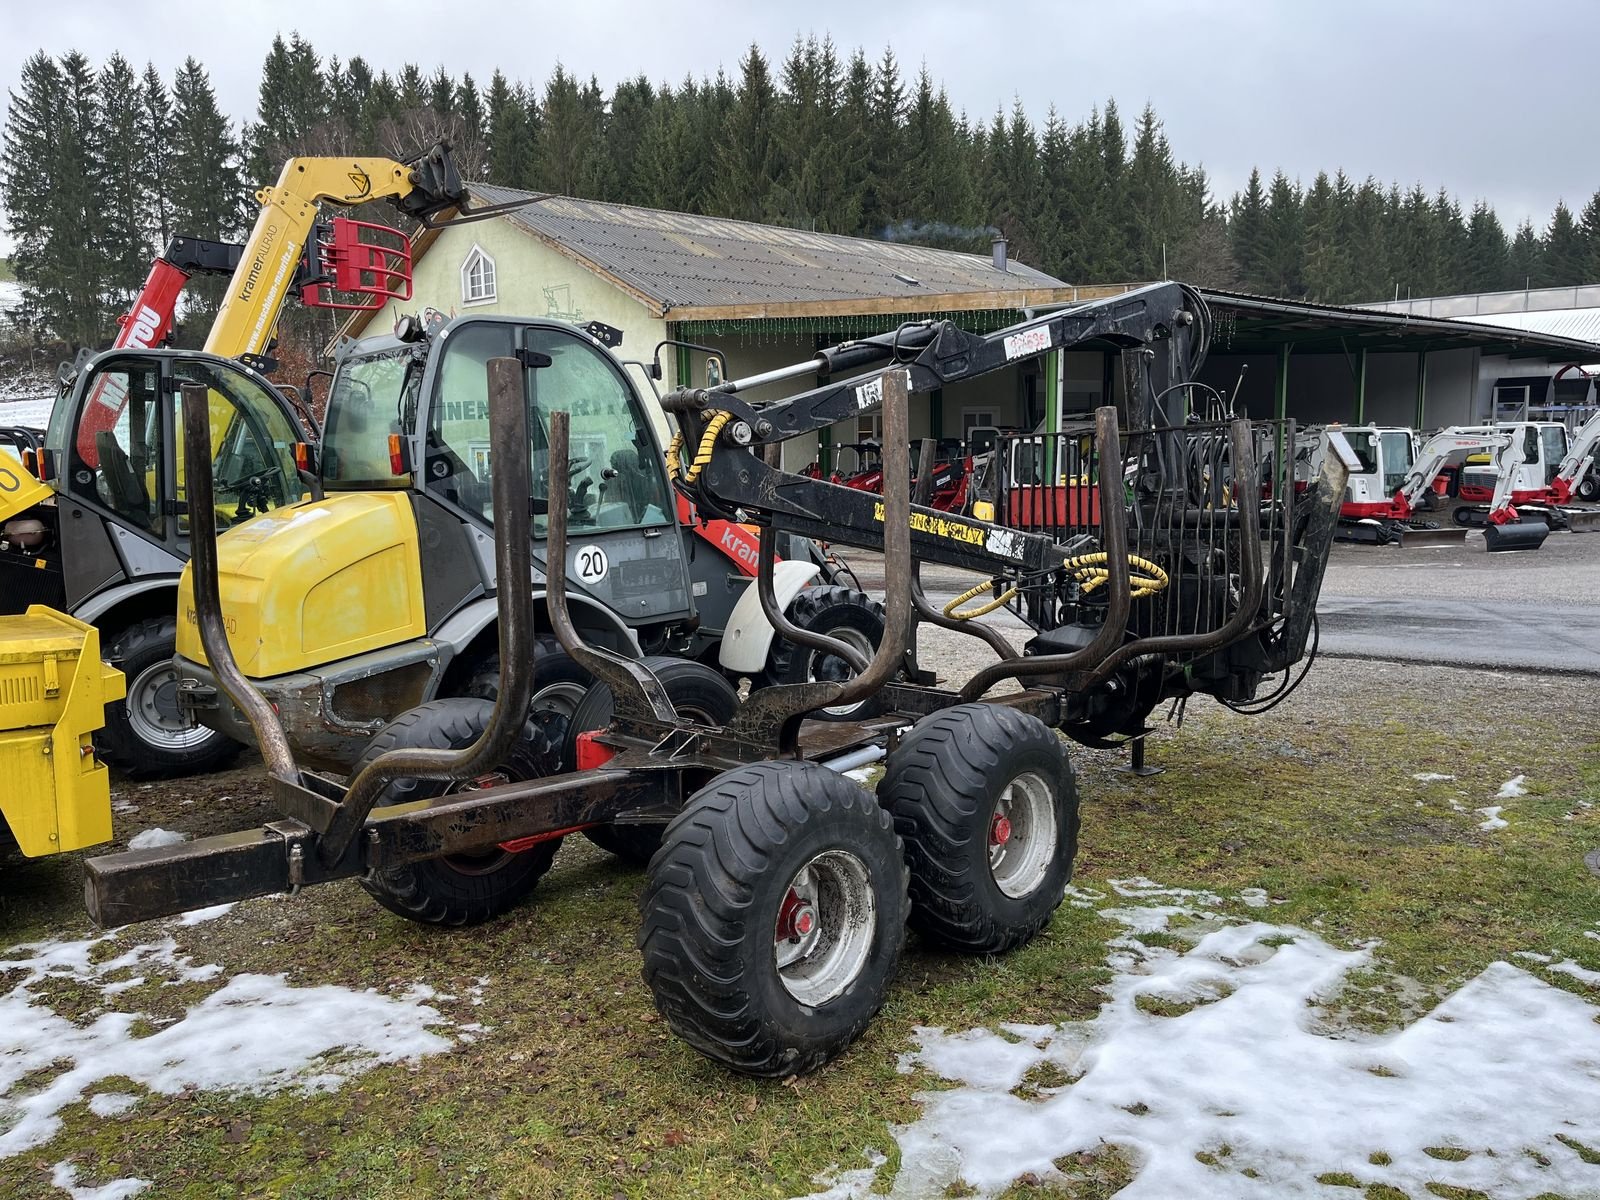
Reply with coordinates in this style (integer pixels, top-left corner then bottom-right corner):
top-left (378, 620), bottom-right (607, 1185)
top-left (992, 234), bottom-right (1008, 273)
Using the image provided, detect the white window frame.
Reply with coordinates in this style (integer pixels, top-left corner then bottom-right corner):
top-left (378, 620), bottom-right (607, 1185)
top-left (460, 244), bottom-right (497, 307)
top-left (962, 408), bottom-right (999, 437)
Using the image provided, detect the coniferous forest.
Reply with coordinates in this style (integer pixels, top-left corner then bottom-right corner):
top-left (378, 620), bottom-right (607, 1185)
top-left (5, 33), bottom-right (1600, 352)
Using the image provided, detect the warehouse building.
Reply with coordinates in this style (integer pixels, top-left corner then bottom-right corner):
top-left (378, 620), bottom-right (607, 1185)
top-left (342, 189), bottom-right (1600, 458)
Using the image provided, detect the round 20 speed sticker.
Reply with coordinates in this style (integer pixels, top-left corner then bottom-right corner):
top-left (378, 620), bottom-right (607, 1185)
top-left (573, 543), bottom-right (609, 584)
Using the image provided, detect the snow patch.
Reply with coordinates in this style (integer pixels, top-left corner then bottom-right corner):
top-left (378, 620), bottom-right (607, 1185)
top-left (86, 1093), bottom-right (137, 1118)
top-left (1108, 877), bottom-right (1222, 906)
top-left (889, 911), bottom-right (1600, 1198)
top-left (177, 903), bottom-right (235, 926)
top-left (791, 1149), bottom-right (887, 1200)
top-left (127, 829), bottom-right (187, 850)
top-left (0, 933), bottom-right (454, 1157)
top-left (1497, 774), bottom-right (1529, 799)
top-left (1236, 887), bottom-right (1271, 909)
top-left (1476, 806), bottom-right (1507, 831)
top-left (842, 767), bottom-right (876, 784)
top-left (49, 1162), bottom-right (149, 1200)
top-left (1411, 772), bottom-right (1455, 783)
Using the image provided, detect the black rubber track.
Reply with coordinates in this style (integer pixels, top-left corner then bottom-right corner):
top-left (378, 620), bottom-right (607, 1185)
top-left (877, 703), bottom-right (1079, 954)
top-left (567, 656), bottom-right (739, 865)
top-left (97, 615), bottom-right (241, 778)
top-left (758, 585), bottom-right (888, 720)
top-left (355, 698), bottom-right (561, 926)
top-left (639, 761), bottom-right (909, 1077)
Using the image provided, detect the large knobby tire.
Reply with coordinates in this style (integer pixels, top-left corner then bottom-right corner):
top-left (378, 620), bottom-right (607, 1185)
top-left (463, 635), bottom-right (593, 728)
top-left (758, 585), bottom-right (888, 721)
top-left (878, 703), bottom-right (1079, 955)
top-left (96, 615), bottom-right (241, 779)
top-left (355, 698), bottom-right (563, 926)
top-left (639, 761), bottom-right (908, 1077)
top-left (567, 656), bottom-right (740, 864)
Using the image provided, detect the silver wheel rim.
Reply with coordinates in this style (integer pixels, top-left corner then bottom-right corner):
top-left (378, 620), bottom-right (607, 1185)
top-left (126, 661), bottom-right (216, 753)
top-left (774, 849), bottom-right (876, 1006)
top-left (805, 628), bottom-right (876, 717)
top-left (532, 679), bottom-right (588, 718)
top-left (988, 772), bottom-right (1058, 899)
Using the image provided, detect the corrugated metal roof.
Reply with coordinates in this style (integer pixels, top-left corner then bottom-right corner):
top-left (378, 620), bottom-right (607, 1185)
top-left (1450, 307), bottom-right (1600, 347)
top-left (1201, 288), bottom-right (1600, 359)
top-left (469, 184), bottom-right (1065, 314)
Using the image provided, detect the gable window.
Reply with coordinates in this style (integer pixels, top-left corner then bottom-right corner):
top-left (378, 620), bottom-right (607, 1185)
top-left (461, 245), bottom-right (497, 306)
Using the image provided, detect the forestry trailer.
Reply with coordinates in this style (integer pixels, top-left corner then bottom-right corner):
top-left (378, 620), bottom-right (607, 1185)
top-left (86, 282), bottom-right (1350, 1079)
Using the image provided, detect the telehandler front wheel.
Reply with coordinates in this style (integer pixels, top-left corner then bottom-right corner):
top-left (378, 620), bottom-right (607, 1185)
top-left (758, 585), bottom-right (889, 721)
top-left (566, 657), bottom-right (739, 865)
top-left (639, 761), bottom-right (908, 1077)
top-left (878, 703), bottom-right (1079, 954)
top-left (97, 615), bottom-right (241, 779)
top-left (355, 699), bottom-right (563, 926)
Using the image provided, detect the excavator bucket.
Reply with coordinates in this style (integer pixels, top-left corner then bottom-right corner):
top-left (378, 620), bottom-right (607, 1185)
top-left (1483, 520), bottom-right (1550, 553)
top-left (1559, 508), bottom-right (1600, 533)
top-left (1392, 525), bottom-right (1468, 548)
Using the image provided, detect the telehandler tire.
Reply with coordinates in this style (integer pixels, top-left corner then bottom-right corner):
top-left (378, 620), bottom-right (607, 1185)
top-left (97, 615), bottom-right (241, 779)
top-left (639, 761), bottom-right (908, 1076)
top-left (878, 703), bottom-right (1079, 954)
top-left (463, 635), bottom-right (592, 727)
top-left (566, 657), bottom-right (739, 864)
top-left (758, 585), bottom-right (888, 720)
top-left (355, 698), bottom-right (563, 926)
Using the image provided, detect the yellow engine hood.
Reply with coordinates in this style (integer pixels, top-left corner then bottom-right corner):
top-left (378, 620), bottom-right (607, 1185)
top-left (177, 492), bottom-right (426, 677)
top-left (0, 446), bottom-right (55, 525)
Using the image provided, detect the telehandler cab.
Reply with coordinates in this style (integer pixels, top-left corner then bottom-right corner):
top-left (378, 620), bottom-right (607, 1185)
top-left (0, 143), bottom-right (509, 862)
top-left (87, 283), bottom-right (1350, 1078)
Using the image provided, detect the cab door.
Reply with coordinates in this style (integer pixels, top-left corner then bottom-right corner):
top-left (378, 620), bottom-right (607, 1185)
top-left (420, 318), bottom-right (693, 622)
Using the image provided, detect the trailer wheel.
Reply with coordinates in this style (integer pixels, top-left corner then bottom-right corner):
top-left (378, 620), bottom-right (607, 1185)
top-left (355, 698), bottom-right (563, 926)
top-left (758, 585), bottom-right (888, 720)
top-left (640, 761), bottom-right (908, 1076)
top-left (878, 703), bottom-right (1078, 954)
top-left (97, 615), bottom-right (241, 779)
top-left (566, 657), bottom-right (740, 864)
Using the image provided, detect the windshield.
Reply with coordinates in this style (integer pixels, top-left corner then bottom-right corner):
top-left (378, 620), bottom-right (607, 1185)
top-left (173, 359), bottom-right (303, 531)
top-left (323, 347), bottom-right (419, 487)
top-left (1379, 431), bottom-right (1413, 494)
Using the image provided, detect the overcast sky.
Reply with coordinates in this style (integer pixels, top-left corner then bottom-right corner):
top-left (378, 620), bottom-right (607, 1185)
top-left (4, 0), bottom-right (1598, 256)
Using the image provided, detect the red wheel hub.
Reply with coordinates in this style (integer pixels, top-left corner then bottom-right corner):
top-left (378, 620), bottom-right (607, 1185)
top-left (775, 888), bottom-right (817, 942)
top-left (990, 814), bottom-right (1012, 847)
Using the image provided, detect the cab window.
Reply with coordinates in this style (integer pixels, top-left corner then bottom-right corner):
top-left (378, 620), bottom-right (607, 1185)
top-left (324, 347), bottom-right (419, 487)
top-left (67, 358), bottom-right (165, 538)
top-left (425, 323), bottom-right (671, 532)
top-left (172, 359), bottom-right (303, 531)
top-left (1540, 426), bottom-right (1567, 483)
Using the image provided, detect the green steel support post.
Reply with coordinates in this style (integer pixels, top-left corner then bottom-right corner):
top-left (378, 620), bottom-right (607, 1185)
top-left (1415, 350), bottom-right (1429, 428)
top-left (1275, 343), bottom-right (1292, 467)
top-left (1355, 347), bottom-right (1368, 424)
top-left (1044, 350), bottom-right (1061, 481)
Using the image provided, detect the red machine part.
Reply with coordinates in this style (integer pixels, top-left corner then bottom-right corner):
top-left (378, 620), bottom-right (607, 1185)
top-left (301, 218), bottom-right (413, 311)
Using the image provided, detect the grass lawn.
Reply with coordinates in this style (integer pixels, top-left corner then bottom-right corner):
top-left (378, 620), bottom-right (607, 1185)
top-left (1, 659), bottom-right (1597, 1199)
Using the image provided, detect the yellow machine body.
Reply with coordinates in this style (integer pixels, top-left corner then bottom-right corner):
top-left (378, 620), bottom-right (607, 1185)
top-left (0, 607), bottom-right (124, 857)
top-left (176, 493), bottom-right (426, 677)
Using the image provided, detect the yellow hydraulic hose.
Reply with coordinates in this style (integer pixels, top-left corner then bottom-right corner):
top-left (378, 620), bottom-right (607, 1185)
top-left (1063, 552), bottom-right (1170, 598)
top-left (666, 411), bottom-right (733, 485)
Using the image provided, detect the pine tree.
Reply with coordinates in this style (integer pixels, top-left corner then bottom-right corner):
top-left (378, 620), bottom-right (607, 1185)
top-left (1256, 170), bottom-right (1304, 298)
top-left (1301, 171), bottom-right (1346, 301)
top-left (428, 67), bottom-right (454, 115)
top-left (1229, 168), bottom-right (1268, 289)
top-left (1543, 201), bottom-right (1585, 286)
top-left (1508, 219), bottom-right (1542, 289)
top-left (1391, 183), bottom-right (1440, 297)
top-left (1578, 190), bottom-right (1600, 285)
top-left (538, 64), bottom-right (599, 196)
top-left (456, 73), bottom-right (485, 161)
top-left (141, 64), bottom-right (174, 248)
top-left (711, 45), bottom-right (779, 222)
top-left (832, 51), bottom-right (874, 235)
top-left (169, 57), bottom-right (243, 333)
top-left (1464, 201), bottom-right (1511, 293)
top-left (606, 75), bottom-right (655, 205)
top-left (97, 54), bottom-right (151, 311)
top-left (1124, 103), bottom-right (1184, 279)
top-left (865, 47), bottom-right (907, 229)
